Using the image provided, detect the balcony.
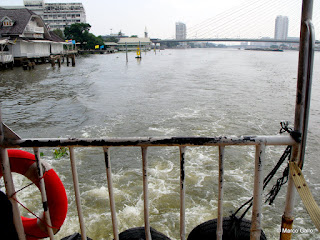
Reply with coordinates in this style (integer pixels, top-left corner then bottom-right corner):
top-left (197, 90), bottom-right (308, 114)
top-left (24, 26), bottom-right (44, 34)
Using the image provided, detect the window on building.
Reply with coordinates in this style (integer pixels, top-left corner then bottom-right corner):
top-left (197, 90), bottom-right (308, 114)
top-left (1, 17), bottom-right (14, 27)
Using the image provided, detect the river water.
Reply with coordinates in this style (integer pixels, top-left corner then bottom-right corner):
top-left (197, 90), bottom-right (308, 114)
top-left (1, 48), bottom-right (320, 239)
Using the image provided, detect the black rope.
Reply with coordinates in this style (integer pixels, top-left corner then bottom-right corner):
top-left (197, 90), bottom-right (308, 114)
top-left (233, 145), bottom-right (292, 220)
top-left (280, 121), bottom-right (301, 143)
top-left (232, 122), bottom-right (294, 220)
top-left (265, 164), bottom-right (289, 205)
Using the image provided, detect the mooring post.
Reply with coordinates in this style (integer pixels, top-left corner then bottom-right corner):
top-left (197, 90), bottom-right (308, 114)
top-left (125, 42), bottom-right (128, 62)
top-left (71, 54), bottom-right (75, 67)
top-left (58, 56), bottom-right (61, 68)
top-left (51, 57), bottom-right (55, 67)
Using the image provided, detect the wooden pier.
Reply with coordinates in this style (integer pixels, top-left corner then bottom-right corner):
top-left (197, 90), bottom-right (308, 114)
top-left (50, 53), bottom-right (76, 67)
top-left (78, 49), bottom-right (116, 54)
top-left (13, 50), bottom-right (78, 70)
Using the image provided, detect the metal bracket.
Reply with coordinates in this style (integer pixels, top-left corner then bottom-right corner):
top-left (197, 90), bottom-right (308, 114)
top-left (2, 123), bottom-right (21, 142)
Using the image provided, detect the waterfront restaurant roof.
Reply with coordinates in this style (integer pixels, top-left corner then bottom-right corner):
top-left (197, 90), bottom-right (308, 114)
top-left (118, 37), bottom-right (151, 45)
top-left (104, 42), bottom-right (118, 46)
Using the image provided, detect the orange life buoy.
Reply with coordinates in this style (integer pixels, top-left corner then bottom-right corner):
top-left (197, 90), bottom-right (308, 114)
top-left (0, 149), bottom-right (68, 240)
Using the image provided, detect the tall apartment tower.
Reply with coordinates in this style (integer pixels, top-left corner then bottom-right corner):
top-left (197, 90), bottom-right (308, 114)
top-left (274, 15), bottom-right (289, 40)
top-left (24, 0), bottom-right (86, 31)
top-left (176, 22), bottom-right (187, 40)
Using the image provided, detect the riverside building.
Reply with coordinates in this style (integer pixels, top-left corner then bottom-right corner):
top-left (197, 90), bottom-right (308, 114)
top-left (175, 22), bottom-right (186, 40)
top-left (23, 0), bottom-right (86, 31)
top-left (274, 15), bottom-right (289, 40)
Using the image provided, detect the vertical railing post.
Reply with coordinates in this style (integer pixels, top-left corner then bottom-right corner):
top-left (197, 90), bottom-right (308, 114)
top-left (141, 147), bottom-right (152, 240)
top-left (103, 147), bottom-right (119, 240)
top-left (217, 146), bottom-right (225, 240)
top-left (179, 146), bottom-right (186, 240)
top-left (250, 143), bottom-right (265, 240)
top-left (69, 147), bottom-right (87, 240)
top-left (33, 147), bottom-right (55, 240)
top-left (0, 108), bottom-right (26, 240)
top-left (0, 149), bottom-right (26, 240)
top-left (281, 1), bottom-right (314, 239)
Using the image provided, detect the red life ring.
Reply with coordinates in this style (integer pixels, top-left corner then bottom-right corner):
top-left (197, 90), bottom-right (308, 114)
top-left (0, 149), bottom-right (68, 240)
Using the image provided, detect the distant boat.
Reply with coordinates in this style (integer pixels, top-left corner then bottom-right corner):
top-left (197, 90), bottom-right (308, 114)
top-left (245, 47), bottom-right (284, 52)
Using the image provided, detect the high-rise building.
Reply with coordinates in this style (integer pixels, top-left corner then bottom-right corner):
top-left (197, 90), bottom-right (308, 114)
top-left (274, 15), bottom-right (289, 40)
top-left (23, 0), bottom-right (86, 31)
top-left (176, 22), bottom-right (186, 40)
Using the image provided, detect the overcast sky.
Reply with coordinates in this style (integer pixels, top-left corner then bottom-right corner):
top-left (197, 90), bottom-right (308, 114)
top-left (1, 0), bottom-right (317, 39)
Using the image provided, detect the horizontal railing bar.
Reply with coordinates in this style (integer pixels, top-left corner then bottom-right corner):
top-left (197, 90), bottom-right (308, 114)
top-left (2, 135), bottom-right (296, 148)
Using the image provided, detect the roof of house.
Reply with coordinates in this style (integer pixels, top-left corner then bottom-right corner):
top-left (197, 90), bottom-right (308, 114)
top-left (0, 8), bottom-right (45, 37)
top-left (48, 31), bottom-right (65, 42)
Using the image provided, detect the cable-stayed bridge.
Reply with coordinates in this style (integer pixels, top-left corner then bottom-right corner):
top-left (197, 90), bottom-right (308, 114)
top-left (152, 38), bottom-right (320, 44)
top-left (153, 0), bottom-right (319, 43)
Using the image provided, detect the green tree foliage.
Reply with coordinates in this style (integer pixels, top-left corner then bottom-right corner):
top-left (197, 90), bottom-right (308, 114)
top-left (85, 33), bottom-right (104, 49)
top-left (64, 23), bottom-right (104, 49)
top-left (64, 23), bottom-right (91, 43)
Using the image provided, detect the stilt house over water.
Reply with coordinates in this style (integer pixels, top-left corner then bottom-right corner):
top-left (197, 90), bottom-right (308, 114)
top-left (0, 7), bottom-right (65, 63)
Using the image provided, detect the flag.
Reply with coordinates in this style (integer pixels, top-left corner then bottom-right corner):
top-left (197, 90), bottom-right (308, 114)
top-left (100, 45), bottom-right (104, 49)
top-left (72, 40), bottom-right (76, 45)
top-left (95, 45), bottom-right (99, 49)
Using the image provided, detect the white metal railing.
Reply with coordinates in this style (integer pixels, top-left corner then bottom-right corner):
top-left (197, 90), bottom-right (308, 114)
top-left (0, 134), bottom-right (297, 240)
top-left (0, 2), bottom-right (314, 240)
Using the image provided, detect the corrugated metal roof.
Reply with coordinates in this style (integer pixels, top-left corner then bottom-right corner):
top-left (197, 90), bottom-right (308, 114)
top-left (48, 31), bottom-right (65, 42)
